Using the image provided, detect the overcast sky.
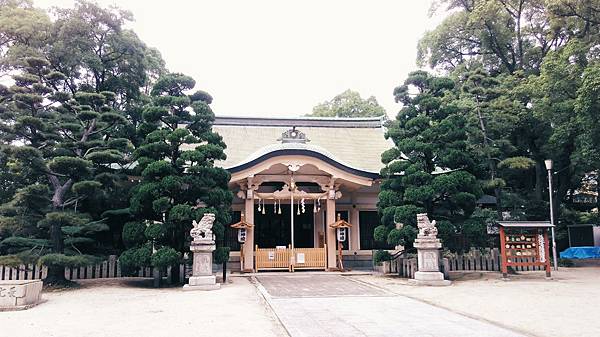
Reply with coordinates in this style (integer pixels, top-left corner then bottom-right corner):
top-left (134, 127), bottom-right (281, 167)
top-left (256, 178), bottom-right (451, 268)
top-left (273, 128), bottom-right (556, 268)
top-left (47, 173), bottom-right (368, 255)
top-left (34, 0), bottom-right (444, 118)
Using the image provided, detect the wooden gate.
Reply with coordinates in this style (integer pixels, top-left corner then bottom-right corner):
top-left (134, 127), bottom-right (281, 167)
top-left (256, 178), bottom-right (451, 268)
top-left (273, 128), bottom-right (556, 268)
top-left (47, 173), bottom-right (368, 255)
top-left (255, 245), bottom-right (292, 271)
top-left (255, 245), bottom-right (327, 272)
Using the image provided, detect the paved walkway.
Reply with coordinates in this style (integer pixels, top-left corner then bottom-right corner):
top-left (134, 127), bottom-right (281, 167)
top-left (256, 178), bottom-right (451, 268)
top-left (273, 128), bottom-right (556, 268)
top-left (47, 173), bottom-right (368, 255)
top-left (256, 275), bottom-right (524, 337)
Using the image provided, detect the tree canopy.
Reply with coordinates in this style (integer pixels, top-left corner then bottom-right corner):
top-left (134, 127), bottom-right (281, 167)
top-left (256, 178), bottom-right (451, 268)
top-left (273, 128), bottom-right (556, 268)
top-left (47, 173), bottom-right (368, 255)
top-left (378, 0), bottom-right (600, 253)
top-left (119, 73), bottom-right (232, 282)
top-left (0, 0), bottom-right (166, 284)
top-left (377, 71), bottom-right (487, 251)
top-left (309, 89), bottom-right (386, 118)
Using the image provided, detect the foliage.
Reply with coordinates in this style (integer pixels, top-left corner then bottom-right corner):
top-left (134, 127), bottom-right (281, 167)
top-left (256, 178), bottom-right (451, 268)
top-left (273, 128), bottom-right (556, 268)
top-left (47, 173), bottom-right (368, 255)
top-left (120, 72), bottom-right (232, 280)
top-left (121, 221), bottom-right (145, 248)
top-left (116, 244), bottom-right (152, 276)
top-left (379, 71), bottom-right (483, 251)
top-left (0, 0), bottom-right (166, 283)
top-left (38, 253), bottom-right (100, 267)
top-left (309, 89), bottom-right (386, 117)
top-left (386, 0), bottom-right (600, 253)
top-left (213, 246), bottom-right (230, 265)
top-left (150, 247), bottom-right (180, 269)
top-left (373, 250), bottom-right (392, 265)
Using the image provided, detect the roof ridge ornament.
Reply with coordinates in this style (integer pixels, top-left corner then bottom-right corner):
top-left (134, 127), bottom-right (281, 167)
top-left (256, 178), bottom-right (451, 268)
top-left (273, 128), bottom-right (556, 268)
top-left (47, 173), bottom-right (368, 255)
top-left (278, 126), bottom-right (309, 144)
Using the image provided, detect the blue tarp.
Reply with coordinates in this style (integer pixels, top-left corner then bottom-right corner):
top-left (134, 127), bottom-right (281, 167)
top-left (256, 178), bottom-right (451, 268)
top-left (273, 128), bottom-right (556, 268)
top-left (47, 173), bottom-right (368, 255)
top-left (560, 246), bottom-right (600, 259)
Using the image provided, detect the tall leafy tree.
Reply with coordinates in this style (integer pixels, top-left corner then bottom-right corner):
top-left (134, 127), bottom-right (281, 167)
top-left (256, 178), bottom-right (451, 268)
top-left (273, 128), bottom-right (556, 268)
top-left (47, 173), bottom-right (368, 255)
top-left (377, 71), bottom-right (483, 252)
top-left (419, 0), bottom-right (569, 74)
top-left (0, 0), bottom-right (166, 282)
top-left (120, 73), bottom-right (232, 284)
top-left (0, 57), bottom-right (129, 283)
top-left (309, 89), bottom-right (386, 117)
top-left (416, 0), bottom-right (600, 249)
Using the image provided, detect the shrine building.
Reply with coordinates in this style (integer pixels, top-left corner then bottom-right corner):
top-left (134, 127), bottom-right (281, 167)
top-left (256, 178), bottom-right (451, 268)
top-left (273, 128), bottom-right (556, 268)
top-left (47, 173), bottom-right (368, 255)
top-left (199, 116), bottom-right (394, 271)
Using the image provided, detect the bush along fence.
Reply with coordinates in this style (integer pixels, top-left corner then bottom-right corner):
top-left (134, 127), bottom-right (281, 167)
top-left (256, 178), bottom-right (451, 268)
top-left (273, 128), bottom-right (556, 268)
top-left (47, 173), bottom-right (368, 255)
top-left (0, 255), bottom-right (186, 282)
top-left (388, 248), bottom-right (546, 279)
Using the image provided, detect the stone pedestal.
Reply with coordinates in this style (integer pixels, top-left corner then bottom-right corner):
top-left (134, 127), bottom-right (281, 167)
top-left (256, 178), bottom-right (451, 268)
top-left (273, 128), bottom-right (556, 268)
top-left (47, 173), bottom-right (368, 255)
top-left (184, 214), bottom-right (220, 291)
top-left (183, 240), bottom-right (220, 291)
top-left (0, 280), bottom-right (43, 311)
top-left (409, 238), bottom-right (451, 286)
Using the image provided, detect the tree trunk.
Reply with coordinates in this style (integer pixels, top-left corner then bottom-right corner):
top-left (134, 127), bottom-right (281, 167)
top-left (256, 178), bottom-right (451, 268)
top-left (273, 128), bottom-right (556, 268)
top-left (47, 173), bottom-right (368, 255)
top-left (44, 176), bottom-right (73, 285)
top-left (474, 97), bottom-right (502, 218)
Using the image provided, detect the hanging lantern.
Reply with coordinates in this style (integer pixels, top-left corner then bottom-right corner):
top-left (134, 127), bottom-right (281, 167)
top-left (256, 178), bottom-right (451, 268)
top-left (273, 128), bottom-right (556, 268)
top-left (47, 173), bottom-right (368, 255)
top-left (278, 199), bottom-right (282, 214)
top-left (257, 198), bottom-right (261, 212)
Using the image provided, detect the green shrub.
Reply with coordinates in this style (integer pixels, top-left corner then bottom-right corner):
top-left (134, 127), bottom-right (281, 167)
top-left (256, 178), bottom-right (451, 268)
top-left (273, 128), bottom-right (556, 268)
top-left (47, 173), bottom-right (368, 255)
top-left (0, 255), bottom-right (23, 266)
top-left (119, 245), bottom-right (152, 276)
top-left (559, 258), bottom-right (574, 267)
top-left (144, 222), bottom-right (166, 240)
top-left (373, 250), bottom-right (392, 265)
top-left (151, 247), bottom-right (180, 269)
top-left (122, 222), bottom-right (146, 248)
top-left (39, 253), bottom-right (99, 267)
top-left (213, 246), bottom-right (230, 264)
top-left (373, 225), bottom-right (389, 243)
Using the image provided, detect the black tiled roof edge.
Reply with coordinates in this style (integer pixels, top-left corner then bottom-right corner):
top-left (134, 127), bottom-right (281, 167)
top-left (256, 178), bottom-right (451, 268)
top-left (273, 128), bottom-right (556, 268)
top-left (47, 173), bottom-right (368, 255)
top-left (213, 115), bottom-right (386, 128)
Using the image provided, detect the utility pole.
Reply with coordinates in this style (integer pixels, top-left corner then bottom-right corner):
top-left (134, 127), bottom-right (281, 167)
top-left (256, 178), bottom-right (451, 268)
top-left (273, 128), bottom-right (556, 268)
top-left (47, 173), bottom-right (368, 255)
top-left (545, 159), bottom-right (559, 271)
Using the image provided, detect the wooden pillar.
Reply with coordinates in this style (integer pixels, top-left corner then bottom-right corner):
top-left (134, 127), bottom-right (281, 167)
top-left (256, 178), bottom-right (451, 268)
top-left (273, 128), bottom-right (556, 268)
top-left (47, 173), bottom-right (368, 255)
top-left (243, 190), bottom-right (255, 272)
top-left (350, 207), bottom-right (359, 251)
top-left (326, 197), bottom-right (336, 270)
top-left (499, 226), bottom-right (508, 278)
top-left (543, 229), bottom-right (552, 278)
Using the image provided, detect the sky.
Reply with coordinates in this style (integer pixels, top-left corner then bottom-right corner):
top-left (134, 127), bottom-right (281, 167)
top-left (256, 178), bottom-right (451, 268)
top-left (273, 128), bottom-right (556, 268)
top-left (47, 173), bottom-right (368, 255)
top-left (34, 0), bottom-right (445, 118)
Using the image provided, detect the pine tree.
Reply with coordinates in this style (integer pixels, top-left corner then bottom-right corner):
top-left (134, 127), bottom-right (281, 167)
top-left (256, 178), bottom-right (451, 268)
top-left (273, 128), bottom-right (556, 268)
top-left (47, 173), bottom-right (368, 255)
top-left (120, 73), bottom-right (232, 285)
top-left (377, 71), bottom-right (483, 252)
top-left (0, 57), bottom-right (128, 283)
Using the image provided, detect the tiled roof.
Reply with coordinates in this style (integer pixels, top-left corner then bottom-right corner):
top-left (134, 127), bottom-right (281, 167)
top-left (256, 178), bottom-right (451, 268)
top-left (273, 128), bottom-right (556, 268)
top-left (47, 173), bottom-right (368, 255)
top-left (202, 116), bottom-right (394, 174)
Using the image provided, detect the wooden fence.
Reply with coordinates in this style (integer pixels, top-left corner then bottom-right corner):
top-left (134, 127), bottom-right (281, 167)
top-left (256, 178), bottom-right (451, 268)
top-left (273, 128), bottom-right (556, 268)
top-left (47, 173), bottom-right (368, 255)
top-left (291, 246), bottom-right (326, 271)
top-left (0, 255), bottom-right (175, 281)
top-left (391, 248), bottom-right (544, 279)
top-left (255, 245), bottom-right (292, 271)
top-left (444, 249), bottom-right (501, 272)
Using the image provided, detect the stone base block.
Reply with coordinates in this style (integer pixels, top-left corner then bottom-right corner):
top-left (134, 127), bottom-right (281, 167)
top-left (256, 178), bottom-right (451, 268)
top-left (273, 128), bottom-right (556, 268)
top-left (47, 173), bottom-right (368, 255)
top-left (414, 271), bottom-right (445, 281)
top-left (183, 275), bottom-right (220, 291)
top-left (182, 283), bottom-right (221, 291)
top-left (0, 280), bottom-right (43, 311)
top-left (409, 279), bottom-right (452, 286)
top-left (188, 275), bottom-right (216, 286)
top-left (409, 271), bottom-right (451, 286)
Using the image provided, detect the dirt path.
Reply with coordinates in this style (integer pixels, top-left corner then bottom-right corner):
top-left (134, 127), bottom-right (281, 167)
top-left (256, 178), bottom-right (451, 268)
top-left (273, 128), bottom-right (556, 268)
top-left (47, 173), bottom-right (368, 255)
top-left (0, 277), bottom-right (287, 337)
top-left (352, 268), bottom-right (600, 337)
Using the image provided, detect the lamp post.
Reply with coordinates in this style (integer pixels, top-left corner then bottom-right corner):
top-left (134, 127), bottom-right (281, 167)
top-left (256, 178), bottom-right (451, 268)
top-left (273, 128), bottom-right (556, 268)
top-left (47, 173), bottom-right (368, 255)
top-left (545, 159), bottom-right (559, 271)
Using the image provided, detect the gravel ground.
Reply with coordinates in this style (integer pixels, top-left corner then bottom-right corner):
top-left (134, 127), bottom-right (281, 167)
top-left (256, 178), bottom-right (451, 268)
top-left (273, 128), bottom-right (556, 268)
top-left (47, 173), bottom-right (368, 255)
top-left (351, 267), bottom-right (600, 337)
top-left (0, 277), bottom-right (287, 337)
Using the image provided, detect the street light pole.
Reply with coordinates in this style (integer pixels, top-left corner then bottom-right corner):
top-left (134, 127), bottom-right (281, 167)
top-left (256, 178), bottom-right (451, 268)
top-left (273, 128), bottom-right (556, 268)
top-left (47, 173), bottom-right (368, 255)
top-left (545, 159), bottom-right (559, 271)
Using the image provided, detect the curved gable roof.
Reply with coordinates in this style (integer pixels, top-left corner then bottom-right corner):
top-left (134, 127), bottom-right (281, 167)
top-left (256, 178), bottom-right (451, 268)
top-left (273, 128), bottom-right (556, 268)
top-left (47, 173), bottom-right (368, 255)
top-left (183, 116), bottom-right (394, 176)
